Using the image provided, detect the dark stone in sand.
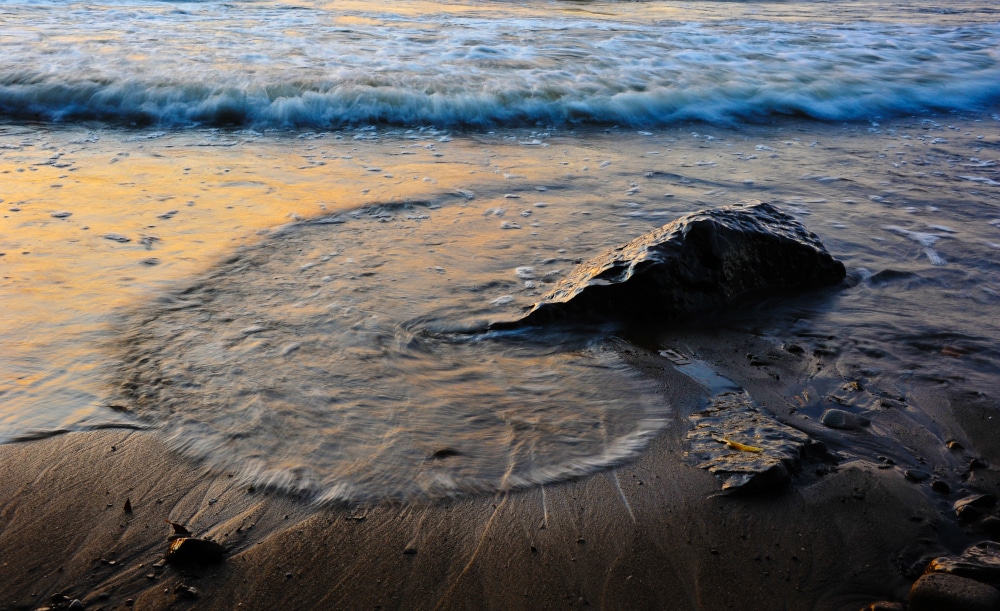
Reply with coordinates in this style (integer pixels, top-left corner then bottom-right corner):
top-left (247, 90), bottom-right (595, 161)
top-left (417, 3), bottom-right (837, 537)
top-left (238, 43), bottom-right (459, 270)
top-left (491, 201), bottom-right (845, 329)
top-left (931, 480), bottom-right (951, 495)
top-left (820, 408), bottom-right (871, 431)
top-left (164, 537), bottom-right (227, 565)
top-left (687, 391), bottom-right (817, 493)
top-left (905, 469), bottom-right (931, 483)
top-left (174, 584), bottom-right (200, 599)
top-left (909, 572), bottom-right (1000, 611)
top-left (927, 541), bottom-right (1000, 587)
top-left (955, 495), bottom-right (997, 523)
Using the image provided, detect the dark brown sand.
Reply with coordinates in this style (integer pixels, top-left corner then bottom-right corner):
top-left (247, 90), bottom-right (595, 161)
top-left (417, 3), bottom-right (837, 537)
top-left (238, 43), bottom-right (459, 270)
top-left (2, 329), bottom-right (997, 610)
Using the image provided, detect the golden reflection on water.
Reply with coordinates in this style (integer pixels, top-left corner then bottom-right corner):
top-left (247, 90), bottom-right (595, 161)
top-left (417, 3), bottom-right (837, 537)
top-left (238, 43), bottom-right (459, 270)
top-left (0, 127), bottom-right (542, 435)
top-left (0, 131), bottom-right (515, 321)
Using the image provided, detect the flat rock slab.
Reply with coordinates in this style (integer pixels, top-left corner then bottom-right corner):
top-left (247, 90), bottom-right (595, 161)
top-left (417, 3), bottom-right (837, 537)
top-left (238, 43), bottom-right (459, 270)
top-left (495, 201), bottom-right (846, 328)
top-left (909, 572), bottom-right (1000, 611)
top-left (927, 541), bottom-right (1000, 587)
top-left (687, 391), bottom-right (813, 493)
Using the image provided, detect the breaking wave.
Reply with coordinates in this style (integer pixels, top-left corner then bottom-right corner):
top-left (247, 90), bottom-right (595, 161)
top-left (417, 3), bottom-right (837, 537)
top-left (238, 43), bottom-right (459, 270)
top-left (2, 5), bottom-right (999, 128)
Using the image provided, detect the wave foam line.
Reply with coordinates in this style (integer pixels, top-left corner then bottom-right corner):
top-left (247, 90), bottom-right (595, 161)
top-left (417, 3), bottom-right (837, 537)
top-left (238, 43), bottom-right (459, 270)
top-left (2, 72), bottom-right (999, 129)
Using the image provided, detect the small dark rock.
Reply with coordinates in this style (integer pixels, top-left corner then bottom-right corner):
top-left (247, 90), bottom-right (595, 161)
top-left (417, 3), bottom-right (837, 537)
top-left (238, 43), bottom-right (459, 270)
top-left (67, 601), bottom-right (84, 610)
top-left (164, 537), bottom-right (226, 565)
top-left (931, 480), bottom-right (951, 495)
top-left (958, 505), bottom-right (986, 523)
top-left (909, 573), bottom-right (1000, 611)
top-left (955, 495), bottom-right (997, 522)
top-left (905, 469), bottom-right (931, 483)
top-left (783, 344), bottom-right (805, 355)
top-left (820, 409), bottom-right (870, 431)
top-left (173, 584), bottom-right (199, 600)
top-left (430, 447), bottom-right (461, 459)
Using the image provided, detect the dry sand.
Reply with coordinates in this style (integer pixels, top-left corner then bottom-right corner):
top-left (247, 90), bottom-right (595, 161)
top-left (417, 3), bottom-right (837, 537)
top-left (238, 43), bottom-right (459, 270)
top-left (2, 328), bottom-right (998, 610)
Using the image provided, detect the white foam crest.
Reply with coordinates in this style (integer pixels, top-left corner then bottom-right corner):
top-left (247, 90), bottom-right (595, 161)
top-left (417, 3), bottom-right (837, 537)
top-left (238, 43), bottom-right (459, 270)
top-left (1, 7), bottom-right (999, 128)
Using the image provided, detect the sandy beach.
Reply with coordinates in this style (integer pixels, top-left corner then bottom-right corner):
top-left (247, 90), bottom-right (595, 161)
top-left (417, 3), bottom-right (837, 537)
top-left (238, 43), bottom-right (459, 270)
top-left (2, 2), bottom-right (999, 603)
top-left (3, 322), bottom-right (997, 610)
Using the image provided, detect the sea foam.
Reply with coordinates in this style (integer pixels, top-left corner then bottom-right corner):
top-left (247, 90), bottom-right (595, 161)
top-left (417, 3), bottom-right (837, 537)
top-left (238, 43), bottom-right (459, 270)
top-left (2, 3), bottom-right (999, 128)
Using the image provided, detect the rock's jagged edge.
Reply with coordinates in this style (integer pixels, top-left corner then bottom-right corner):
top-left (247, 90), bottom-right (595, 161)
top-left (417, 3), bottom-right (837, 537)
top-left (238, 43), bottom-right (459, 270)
top-left (492, 200), bottom-right (846, 329)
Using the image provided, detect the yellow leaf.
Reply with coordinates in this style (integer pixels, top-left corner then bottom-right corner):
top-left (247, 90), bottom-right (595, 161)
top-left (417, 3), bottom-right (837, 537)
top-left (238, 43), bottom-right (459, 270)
top-left (720, 437), bottom-right (763, 453)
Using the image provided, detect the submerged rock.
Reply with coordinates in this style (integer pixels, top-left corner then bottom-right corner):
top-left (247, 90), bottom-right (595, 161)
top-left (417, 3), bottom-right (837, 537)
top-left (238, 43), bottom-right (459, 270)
top-left (493, 201), bottom-right (845, 328)
top-left (687, 391), bottom-right (818, 493)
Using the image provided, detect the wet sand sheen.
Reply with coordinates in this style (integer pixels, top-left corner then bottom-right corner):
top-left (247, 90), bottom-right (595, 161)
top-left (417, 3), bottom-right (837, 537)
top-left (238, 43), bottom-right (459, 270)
top-left (1, 115), bottom-right (999, 608)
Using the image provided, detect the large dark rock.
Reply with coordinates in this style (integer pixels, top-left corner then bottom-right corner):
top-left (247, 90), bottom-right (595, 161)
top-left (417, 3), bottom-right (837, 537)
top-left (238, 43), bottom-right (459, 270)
top-left (493, 201), bottom-right (845, 328)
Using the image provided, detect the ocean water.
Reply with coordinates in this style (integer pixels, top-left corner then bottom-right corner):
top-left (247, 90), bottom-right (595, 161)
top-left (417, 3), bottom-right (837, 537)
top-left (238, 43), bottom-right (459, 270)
top-left (1, 0), bottom-right (998, 501)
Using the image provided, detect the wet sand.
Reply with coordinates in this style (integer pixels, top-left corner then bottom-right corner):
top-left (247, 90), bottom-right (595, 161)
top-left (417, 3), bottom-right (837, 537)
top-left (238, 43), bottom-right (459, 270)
top-left (3, 327), bottom-right (997, 610)
top-left (2, 117), bottom-right (999, 609)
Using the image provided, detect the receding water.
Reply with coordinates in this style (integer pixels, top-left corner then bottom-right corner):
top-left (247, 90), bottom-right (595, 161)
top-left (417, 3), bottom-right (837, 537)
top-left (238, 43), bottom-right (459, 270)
top-left (1, 0), bottom-right (998, 503)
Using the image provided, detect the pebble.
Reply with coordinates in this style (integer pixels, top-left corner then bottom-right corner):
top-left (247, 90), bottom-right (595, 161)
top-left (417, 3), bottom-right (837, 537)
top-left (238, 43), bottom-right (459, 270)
top-left (931, 480), bottom-right (951, 495)
top-left (103, 233), bottom-right (131, 243)
top-left (174, 584), bottom-right (200, 599)
top-left (909, 573), bottom-right (1000, 611)
top-left (820, 408), bottom-right (870, 431)
top-left (51, 211), bottom-right (72, 218)
top-left (905, 469), bottom-right (931, 483)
